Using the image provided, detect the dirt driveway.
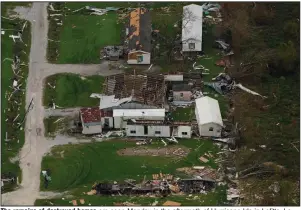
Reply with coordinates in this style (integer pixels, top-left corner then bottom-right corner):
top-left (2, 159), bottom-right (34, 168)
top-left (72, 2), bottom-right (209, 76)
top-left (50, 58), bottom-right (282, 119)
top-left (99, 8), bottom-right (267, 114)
top-left (1, 2), bottom-right (122, 205)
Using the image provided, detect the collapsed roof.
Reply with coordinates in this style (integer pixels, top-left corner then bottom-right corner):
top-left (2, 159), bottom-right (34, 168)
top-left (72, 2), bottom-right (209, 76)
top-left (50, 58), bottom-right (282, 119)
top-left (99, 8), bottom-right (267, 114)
top-left (103, 71), bottom-right (166, 108)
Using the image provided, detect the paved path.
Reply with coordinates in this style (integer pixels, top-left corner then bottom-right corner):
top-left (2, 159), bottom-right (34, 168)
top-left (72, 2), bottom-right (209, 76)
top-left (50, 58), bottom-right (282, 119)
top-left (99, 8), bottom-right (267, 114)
top-left (1, 2), bottom-right (122, 205)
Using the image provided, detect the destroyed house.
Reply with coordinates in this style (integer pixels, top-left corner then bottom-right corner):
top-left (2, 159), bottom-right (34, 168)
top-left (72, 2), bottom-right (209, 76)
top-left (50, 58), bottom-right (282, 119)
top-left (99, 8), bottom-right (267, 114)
top-left (126, 7), bottom-right (152, 64)
top-left (103, 72), bottom-right (166, 108)
top-left (172, 84), bottom-right (192, 101)
top-left (182, 4), bottom-right (203, 52)
top-left (80, 108), bottom-right (113, 134)
top-left (113, 109), bottom-right (166, 129)
top-left (80, 107), bottom-right (102, 134)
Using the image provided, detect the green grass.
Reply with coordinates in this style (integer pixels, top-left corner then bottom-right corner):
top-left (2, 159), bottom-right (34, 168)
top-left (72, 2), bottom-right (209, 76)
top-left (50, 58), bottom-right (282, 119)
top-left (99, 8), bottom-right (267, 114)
top-left (35, 186), bottom-right (226, 206)
top-left (38, 139), bottom-right (225, 205)
top-left (40, 139), bottom-right (219, 192)
top-left (58, 13), bottom-right (123, 64)
top-left (43, 73), bottom-right (105, 108)
top-left (44, 116), bottom-right (70, 138)
top-left (1, 3), bottom-right (31, 192)
top-left (171, 107), bottom-right (195, 121)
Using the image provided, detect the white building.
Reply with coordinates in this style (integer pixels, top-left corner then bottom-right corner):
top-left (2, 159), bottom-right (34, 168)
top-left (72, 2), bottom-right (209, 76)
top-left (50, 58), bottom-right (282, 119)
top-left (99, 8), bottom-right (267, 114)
top-left (126, 120), bottom-right (171, 137)
top-left (195, 96), bottom-right (223, 137)
top-left (80, 107), bottom-right (102, 134)
top-left (182, 4), bottom-right (203, 52)
top-left (172, 123), bottom-right (192, 138)
top-left (113, 109), bottom-right (166, 129)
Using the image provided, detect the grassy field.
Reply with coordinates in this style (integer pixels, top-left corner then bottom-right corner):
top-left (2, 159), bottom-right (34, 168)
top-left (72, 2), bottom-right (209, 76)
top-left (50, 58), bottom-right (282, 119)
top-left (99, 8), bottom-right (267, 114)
top-left (58, 13), bottom-right (123, 64)
top-left (44, 116), bottom-right (70, 138)
top-left (171, 107), bottom-right (195, 121)
top-left (38, 139), bottom-right (225, 205)
top-left (43, 73), bottom-right (105, 108)
top-left (1, 2), bottom-right (31, 192)
top-left (40, 139), bottom-right (219, 191)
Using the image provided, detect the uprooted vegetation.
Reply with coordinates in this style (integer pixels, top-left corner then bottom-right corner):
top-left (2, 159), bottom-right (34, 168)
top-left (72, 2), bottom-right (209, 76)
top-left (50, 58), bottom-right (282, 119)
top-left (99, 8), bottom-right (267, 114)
top-left (217, 2), bottom-right (300, 205)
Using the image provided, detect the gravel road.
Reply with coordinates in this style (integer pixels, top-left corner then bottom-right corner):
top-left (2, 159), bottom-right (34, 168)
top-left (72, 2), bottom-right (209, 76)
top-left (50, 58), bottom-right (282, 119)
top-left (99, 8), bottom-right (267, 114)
top-left (1, 2), bottom-right (122, 205)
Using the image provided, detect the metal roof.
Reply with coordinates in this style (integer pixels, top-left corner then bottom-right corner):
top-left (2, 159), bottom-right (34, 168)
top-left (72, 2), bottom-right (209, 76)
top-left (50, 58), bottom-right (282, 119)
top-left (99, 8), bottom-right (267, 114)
top-left (182, 4), bottom-right (203, 51)
top-left (195, 96), bottom-right (223, 126)
top-left (113, 109), bottom-right (165, 117)
top-left (127, 7), bottom-right (152, 52)
top-left (80, 107), bottom-right (101, 124)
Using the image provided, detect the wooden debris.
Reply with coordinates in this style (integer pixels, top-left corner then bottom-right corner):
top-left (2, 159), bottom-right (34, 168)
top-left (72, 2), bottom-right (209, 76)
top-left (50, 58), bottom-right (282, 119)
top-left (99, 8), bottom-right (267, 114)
top-left (86, 189), bottom-right (96, 195)
top-left (199, 156), bottom-right (209, 163)
top-left (72, 200), bottom-right (77, 206)
top-left (163, 201), bottom-right (181, 206)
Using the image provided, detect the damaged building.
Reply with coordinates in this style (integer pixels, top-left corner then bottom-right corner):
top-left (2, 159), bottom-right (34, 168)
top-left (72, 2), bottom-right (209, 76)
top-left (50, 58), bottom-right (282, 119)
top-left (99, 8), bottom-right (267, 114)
top-left (103, 71), bottom-right (166, 108)
top-left (126, 7), bottom-right (152, 64)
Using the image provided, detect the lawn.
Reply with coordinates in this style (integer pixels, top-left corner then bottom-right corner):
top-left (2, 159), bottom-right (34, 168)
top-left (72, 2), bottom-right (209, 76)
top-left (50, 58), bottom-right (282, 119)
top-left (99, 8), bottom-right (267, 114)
top-left (43, 73), bottom-right (105, 108)
top-left (58, 13), bottom-right (123, 64)
top-left (171, 107), bottom-right (195, 121)
top-left (40, 139), bottom-right (219, 192)
top-left (44, 116), bottom-right (70, 138)
top-left (1, 2), bottom-right (31, 192)
top-left (38, 139), bottom-right (225, 205)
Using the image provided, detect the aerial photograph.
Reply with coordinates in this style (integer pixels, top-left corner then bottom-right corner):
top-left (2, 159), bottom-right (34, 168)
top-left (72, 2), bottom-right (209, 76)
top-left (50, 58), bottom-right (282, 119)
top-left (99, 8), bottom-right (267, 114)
top-left (1, 1), bottom-right (300, 207)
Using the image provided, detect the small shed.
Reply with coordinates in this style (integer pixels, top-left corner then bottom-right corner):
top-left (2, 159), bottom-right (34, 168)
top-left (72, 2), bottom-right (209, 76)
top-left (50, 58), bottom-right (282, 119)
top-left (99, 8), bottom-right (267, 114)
top-left (195, 96), bottom-right (223, 137)
top-left (182, 4), bottom-right (203, 52)
top-left (126, 8), bottom-right (152, 64)
top-left (80, 107), bottom-right (102, 134)
top-left (172, 84), bottom-right (192, 101)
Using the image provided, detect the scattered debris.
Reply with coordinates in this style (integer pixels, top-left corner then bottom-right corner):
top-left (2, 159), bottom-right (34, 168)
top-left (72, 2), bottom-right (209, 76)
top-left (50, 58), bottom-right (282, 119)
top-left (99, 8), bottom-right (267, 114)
top-left (227, 188), bottom-right (240, 201)
top-left (199, 156), bottom-right (209, 163)
top-left (72, 200), bottom-right (77, 206)
top-left (86, 189), bottom-right (96, 195)
top-left (163, 201), bottom-right (181, 206)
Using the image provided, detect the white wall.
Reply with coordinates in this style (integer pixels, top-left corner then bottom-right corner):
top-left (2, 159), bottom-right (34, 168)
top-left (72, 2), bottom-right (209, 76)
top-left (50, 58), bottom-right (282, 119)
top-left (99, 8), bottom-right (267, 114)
top-left (173, 125), bottom-right (192, 138)
top-left (182, 40), bottom-right (202, 52)
top-left (126, 124), bottom-right (170, 137)
top-left (127, 53), bottom-right (151, 65)
top-left (82, 124), bottom-right (102, 135)
top-left (114, 115), bottom-right (165, 129)
top-left (199, 122), bottom-right (222, 137)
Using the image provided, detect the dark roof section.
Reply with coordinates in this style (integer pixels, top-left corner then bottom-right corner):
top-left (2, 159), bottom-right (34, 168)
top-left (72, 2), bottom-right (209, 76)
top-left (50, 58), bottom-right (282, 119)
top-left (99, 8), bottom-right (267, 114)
top-left (128, 7), bottom-right (152, 52)
top-left (172, 84), bottom-right (192, 91)
top-left (80, 107), bottom-right (101, 124)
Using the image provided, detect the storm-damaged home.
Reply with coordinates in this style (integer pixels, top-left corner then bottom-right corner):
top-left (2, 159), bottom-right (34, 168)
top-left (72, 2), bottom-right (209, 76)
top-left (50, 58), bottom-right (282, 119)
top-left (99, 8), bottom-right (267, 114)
top-left (80, 108), bottom-right (114, 134)
top-left (195, 96), bottom-right (223, 137)
top-left (182, 4), bottom-right (203, 52)
top-left (126, 7), bottom-right (152, 64)
top-left (171, 83), bottom-right (193, 106)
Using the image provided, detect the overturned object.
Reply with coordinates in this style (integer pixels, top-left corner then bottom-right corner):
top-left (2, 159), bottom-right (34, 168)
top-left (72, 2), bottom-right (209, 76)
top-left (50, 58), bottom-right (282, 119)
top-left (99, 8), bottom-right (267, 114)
top-left (207, 73), bottom-right (267, 98)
